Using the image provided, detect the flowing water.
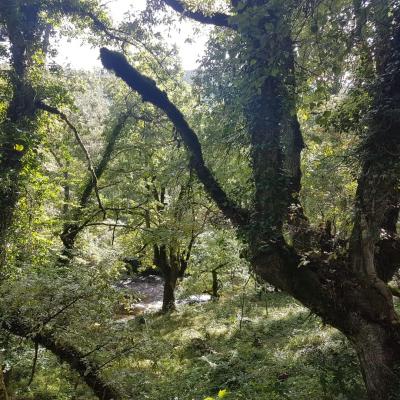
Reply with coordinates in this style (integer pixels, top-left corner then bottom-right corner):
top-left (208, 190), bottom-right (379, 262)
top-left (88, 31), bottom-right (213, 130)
top-left (115, 275), bottom-right (211, 322)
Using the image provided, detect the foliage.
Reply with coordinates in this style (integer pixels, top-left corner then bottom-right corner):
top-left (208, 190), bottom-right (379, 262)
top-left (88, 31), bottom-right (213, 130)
top-left (1, 0), bottom-right (400, 399)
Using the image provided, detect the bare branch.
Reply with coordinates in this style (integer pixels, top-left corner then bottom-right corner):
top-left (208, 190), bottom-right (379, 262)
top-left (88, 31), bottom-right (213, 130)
top-left (85, 222), bottom-right (128, 228)
top-left (94, 344), bottom-right (139, 372)
top-left (100, 48), bottom-right (249, 227)
top-left (39, 295), bottom-right (84, 327)
top-left (80, 112), bottom-right (130, 207)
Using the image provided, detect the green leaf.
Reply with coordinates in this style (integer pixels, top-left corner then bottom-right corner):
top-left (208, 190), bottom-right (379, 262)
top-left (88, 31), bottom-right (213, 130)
top-left (14, 143), bottom-right (24, 151)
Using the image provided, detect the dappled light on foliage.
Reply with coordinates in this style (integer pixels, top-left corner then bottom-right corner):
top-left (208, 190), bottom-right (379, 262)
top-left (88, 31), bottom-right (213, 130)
top-left (0, 0), bottom-right (400, 399)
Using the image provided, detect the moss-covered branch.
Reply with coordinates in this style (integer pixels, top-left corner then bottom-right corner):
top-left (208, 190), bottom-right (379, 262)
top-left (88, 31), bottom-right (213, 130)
top-left (100, 48), bottom-right (249, 227)
top-left (162, 0), bottom-right (232, 28)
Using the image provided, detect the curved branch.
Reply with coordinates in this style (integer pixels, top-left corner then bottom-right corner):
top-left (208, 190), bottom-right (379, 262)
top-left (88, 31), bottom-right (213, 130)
top-left (100, 48), bottom-right (249, 227)
top-left (35, 101), bottom-right (105, 214)
top-left (3, 318), bottom-right (121, 400)
top-left (162, 0), bottom-right (233, 28)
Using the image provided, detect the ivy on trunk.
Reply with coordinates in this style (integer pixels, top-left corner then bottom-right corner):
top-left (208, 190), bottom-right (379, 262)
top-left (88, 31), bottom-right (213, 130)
top-left (100, 2), bottom-right (400, 397)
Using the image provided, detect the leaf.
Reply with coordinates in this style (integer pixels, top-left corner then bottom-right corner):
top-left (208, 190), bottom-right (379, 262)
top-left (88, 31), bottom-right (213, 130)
top-left (14, 143), bottom-right (24, 151)
top-left (218, 389), bottom-right (229, 398)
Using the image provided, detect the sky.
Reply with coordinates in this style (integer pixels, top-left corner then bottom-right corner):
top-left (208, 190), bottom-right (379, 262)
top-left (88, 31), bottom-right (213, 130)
top-left (54, 0), bottom-right (209, 71)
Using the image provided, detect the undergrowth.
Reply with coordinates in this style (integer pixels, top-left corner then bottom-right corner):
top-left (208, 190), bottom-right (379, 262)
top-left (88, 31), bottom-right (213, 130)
top-left (3, 276), bottom-right (369, 400)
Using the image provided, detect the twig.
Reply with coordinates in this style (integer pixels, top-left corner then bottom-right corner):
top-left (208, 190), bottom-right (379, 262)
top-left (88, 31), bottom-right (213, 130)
top-left (239, 275), bottom-right (251, 331)
top-left (38, 296), bottom-right (83, 328)
top-left (80, 339), bottom-right (114, 359)
top-left (95, 344), bottom-right (139, 372)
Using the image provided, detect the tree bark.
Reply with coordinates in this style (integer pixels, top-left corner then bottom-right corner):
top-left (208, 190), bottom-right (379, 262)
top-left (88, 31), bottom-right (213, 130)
top-left (351, 319), bottom-right (400, 400)
top-left (0, 369), bottom-right (8, 400)
top-left (162, 268), bottom-right (178, 312)
top-left (154, 244), bottom-right (178, 312)
top-left (100, 2), bottom-right (400, 396)
top-left (0, 2), bottom-right (38, 267)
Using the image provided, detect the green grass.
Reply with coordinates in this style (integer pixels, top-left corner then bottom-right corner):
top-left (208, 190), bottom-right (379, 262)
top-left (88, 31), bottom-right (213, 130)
top-left (5, 283), bottom-right (367, 400)
top-left (115, 288), bottom-right (366, 400)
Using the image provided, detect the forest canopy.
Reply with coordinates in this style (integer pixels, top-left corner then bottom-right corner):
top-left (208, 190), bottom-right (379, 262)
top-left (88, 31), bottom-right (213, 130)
top-left (0, 0), bottom-right (399, 399)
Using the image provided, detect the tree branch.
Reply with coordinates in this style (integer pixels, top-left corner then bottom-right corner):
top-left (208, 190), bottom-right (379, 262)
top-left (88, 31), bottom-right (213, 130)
top-left (3, 317), bottom-right (121, 400)
top-left (27, 342), bottom-right (39, 387)
top-left (80, 112), bottom-right (130, 207)
top-left (162, 0), bottom-right (233, 28)
top-left (39, 295), bottom-right (84, 328)
top-left (36, 101), bottom-right (105, 214)
top-left (100, 48), bottom-right (249, 227)
top-left (59, 1), bottom-right (181, 84)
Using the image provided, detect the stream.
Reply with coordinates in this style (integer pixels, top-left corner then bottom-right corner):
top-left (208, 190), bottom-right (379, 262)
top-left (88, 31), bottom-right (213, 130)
top-left (115, 275), bottom-right (211, 322)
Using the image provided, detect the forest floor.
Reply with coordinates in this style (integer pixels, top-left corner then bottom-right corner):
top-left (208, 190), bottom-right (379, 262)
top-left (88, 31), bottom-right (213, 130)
top-left (11, 275), bottom-right (374, 400)
top-left (105, 278), bottom-right (368, 400)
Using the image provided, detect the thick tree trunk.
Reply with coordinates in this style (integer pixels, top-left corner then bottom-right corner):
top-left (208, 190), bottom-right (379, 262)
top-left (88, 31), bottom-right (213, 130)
top-left (0, 2), bottom-right (39, 268)
top-left (252, 246), bottom-right (400, 400)
top-left (100, 14), bottom-right (400, 396)
top-left (351, 320), bottom-right (400, 400)
top-left (0, 88), bottom-right (36, 268)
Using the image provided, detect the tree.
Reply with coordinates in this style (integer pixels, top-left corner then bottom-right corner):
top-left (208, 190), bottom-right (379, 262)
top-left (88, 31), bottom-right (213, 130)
top-left (100, 0), bottom-right (400, 398)
top-left (0, 2), bottom-right (125, 398)
top-left (148, 174), bottom-right (209, 312)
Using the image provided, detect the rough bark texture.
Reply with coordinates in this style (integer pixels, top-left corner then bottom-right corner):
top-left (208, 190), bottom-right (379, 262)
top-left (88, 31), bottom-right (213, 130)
top-left (101, 33), bottom-right (400, 397)
top-left (351, 320), bottom-right (400, 400)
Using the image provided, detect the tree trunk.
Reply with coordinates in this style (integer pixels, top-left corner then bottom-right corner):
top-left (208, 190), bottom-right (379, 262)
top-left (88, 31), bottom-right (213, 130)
top-left (100, 13), bottom-right (400, 396)
top-left (252, 245), bottom-right (400, 400)
top-left (154, 244), bottom-right (178, 312)
top-left (162, 269), bottom-right (178, 313)
top-left (0, 369), bottom-right (8, 400)
top-left (351, 320), bottom-right (400, 400)
top-left (0, 2), bottom-right (38, 268)
top-left (211, 270), bottom-right (219, 299)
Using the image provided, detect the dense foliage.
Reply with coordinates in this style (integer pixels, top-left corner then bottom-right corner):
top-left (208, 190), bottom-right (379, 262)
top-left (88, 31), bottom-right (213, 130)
top-left (0, 0), bottom-right (399, 399)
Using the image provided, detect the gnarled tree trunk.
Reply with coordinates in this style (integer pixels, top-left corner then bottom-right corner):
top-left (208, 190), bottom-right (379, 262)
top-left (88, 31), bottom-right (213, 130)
top-left (100, 1), bottom-right (400, 396)
top-left (352, 321), bottom-right (400, 400)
